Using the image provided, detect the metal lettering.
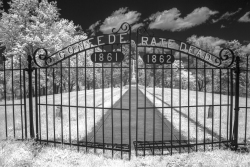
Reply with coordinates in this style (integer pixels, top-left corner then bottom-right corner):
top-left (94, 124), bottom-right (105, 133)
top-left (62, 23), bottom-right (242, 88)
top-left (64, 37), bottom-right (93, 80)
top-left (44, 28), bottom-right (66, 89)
top-left (120, 33), bottom-right (126, 43)
top-left (141, 37), bottom-right (148, 45)
top-left (168, 39), bottom-right (175, 49)
top-left (97, 35), bottom-right (105, 46)
top-left (188, 45), bottom-right (196, 56)
top-left (87, 37), bottom-right (94, 48)
top-left (180, 42), bottom-right (188, 52)
top-left (151, 37), bottom-right (157, 46)
top-left (109, 34), bottom-right (116, 44)
top-left (159, 38), bottom-right (166, 47)
top-left (196, 49), bottom-right (203, 58)
top-left (205, 53), bottom-right (212, 61)
top-left (67, 46), bottom-right (74, 54)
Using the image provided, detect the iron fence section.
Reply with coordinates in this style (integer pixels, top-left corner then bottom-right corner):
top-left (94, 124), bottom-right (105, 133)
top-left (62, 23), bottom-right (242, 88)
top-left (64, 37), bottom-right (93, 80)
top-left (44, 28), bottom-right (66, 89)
top-left (0, 23), bottom-right (249, 159)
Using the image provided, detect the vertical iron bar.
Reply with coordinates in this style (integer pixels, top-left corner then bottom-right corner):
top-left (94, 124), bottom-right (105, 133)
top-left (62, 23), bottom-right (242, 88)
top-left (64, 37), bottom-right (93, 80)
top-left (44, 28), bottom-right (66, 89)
top-left (85, 50), bottom-right (87, 152)
top-left (195, 57), bottom-right (198, 151)
top-left (136, 34), bottom-right (139, 157)
top-left (38, 69), bottom-right (41, 142)
top-left (212, 69), bottom-right (214, 149)
top-left (23, 70), bottom-right (27, 139)
top-left (188, 54), bottom-right (190, 152)
top-left (68, 57), bottom-right (71, 146)
top-left (53, 68), bottom-right (55, 146)
top-left (27, 55), bottom-right (34, 138)
top-left (19, 57), bottom-right (24, 140)
top-left (102, 47), bottom-right (105, 154)
top-left (229, 69), bottom-right (234, 142)
top-left (179, 52), bottom-right (182, 153)
top-left (245, 56), bottom-right (248, 143)
top-left (35, 69), bottom-right (38, 140)
top-left (233, 56), bottom-right (240, 150)
top-left (120, 44), bottom-right (123, 158)
top-left (76, 54), bottom-right (79, 151)
top-left (12, 56), bottom-right (15, 138)
top-left (219, 69), bottom-right (222, 148)
top-left (170, 49), bottom-right (173, 155)
top-left (227, 69), bottom-right (230, 142)
top-left (4, 58), bottom-right (7, 138)
top-left (45, 65), bottom-right (48, 143)
top-left (60, 61), bottom-right (63, 144)
top-left (129, 30), bottom-right (132, 160)
top-left (162, 48), bottom-right (164, 155)
top-left (111, 47), bottom-right (114, 158)
top-left (92, 51), bottom-right (96, 153)
top-left (153, 59), bottom-right (156, 155)
top-left (204, 61), bottom-right (206, 151)
top-left (144, 47), bottom-right (146, 156)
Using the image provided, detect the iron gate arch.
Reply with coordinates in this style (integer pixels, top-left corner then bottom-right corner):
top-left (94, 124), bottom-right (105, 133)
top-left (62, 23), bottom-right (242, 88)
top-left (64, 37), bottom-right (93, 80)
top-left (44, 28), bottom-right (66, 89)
top-left (33, 22), bottom-right (133, 158)
top-left (32, 23), bottom-right (240, 157)
top-left (1, 22), bottom-right (247, 160)
top-left (133, 26), bottom-right (238, 156)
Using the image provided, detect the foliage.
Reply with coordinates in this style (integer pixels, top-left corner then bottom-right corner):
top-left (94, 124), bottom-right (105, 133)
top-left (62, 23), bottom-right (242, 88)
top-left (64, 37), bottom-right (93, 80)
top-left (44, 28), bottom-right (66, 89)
top-left (0, 140), bottom-right (250, 166)
top-left (0, 0), bottom-right (90, 97)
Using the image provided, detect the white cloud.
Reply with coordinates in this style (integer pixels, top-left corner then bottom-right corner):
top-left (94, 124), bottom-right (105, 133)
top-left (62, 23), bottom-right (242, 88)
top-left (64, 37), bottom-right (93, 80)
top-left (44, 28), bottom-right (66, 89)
top-left (88, 20), bottom-right (101, 35)
top-left (241, 43), bottom-right (250, 54)
top-left (238, 11), bottom-right (250, 22)
top-left (148, 7), bottom-right (218, 31)
top-left (131, 23), bottom-right (144, 32)
top-left (187, 35), bottom-right (226, 46)
top-left (212, 8), bottom-right (242, 23)
top-left (99, 7), bottom-right (141, 34)
top-left (187, 35), bottom-right (227, 55)
top-left (221, 25), bottom-right (226, 28)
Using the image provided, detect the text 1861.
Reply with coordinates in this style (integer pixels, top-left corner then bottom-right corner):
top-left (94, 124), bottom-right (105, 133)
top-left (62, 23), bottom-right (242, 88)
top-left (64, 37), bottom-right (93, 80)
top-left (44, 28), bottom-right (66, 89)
top-left (91, 52), bottom-right (124, 63)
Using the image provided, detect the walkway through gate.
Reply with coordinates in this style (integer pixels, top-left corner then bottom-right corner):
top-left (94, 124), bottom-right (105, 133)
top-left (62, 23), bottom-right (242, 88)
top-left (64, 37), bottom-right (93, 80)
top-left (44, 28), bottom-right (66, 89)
top-left (1, 22), bottom-right (249, 159)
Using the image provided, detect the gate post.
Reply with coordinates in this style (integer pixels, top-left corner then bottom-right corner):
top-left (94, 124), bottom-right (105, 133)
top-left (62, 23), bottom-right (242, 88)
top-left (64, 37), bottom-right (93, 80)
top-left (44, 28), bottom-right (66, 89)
top-left (27, 55), bottom-right (35, 138)
top-left (232, 56), bottom-right (240, 150)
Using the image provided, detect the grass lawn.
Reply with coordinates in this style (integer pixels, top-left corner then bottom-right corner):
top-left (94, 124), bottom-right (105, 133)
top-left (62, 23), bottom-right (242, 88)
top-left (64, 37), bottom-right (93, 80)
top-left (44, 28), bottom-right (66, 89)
top-left (0, 87), bottom-right (128, 143)
top-left (0, 140), bottom-right (249, 167)
top-left (141, 87), bottom-right (250, 143)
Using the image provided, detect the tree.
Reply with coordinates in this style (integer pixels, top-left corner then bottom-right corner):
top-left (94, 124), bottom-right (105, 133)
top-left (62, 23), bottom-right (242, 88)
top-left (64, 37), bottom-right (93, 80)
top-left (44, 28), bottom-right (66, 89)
top-left (0, 0), bottom-right (89, 97)
top-left (224, 40), bottom-right (250, 97)
top-left (187, 36), bottom-right (226, 93)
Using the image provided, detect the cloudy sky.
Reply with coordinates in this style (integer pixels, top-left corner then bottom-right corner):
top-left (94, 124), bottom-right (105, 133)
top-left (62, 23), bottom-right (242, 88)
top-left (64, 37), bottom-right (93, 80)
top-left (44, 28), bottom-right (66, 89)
top-left (55, 0), bottom-right (250, 51)
top-left (5, 0), bottom-right (250, 52)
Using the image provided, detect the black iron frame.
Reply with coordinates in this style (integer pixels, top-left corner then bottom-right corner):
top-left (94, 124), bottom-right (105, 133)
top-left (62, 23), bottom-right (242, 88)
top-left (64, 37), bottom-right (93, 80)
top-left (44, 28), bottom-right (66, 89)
top-left (0, 23), bottom-right (249, 159)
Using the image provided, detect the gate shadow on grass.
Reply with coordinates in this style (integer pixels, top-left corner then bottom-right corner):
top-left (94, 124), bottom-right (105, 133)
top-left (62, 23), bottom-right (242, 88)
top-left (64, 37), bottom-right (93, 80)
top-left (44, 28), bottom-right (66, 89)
top-left (146, 91), bottom-right (228, 143)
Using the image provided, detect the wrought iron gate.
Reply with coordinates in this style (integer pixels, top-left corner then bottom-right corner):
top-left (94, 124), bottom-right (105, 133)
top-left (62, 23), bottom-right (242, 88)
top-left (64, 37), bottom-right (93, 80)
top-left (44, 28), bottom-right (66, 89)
top-left (133, 27), bottom-right (238, 156)
top-left (1, 22), bottom-right (249, 159)
top-left (32, 23), bottom-right (133, 158)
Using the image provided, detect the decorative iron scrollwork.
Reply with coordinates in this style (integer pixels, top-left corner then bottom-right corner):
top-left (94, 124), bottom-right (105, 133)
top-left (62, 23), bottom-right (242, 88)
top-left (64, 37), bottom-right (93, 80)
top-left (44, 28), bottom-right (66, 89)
top-left (112, 22), bottom-right (131, 34)
top-left (32, 48), bottom-right (49, 67)
top-left (136, 26), bottom-right (154, 37)
top-left (217, 48), bottom-right (235, 68)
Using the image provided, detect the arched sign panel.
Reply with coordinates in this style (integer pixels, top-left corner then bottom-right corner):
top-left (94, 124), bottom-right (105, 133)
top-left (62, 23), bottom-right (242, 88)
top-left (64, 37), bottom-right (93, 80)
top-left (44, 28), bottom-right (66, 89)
top-left (136, 35), bottom-right (235, 68)
top-left (33, 23), bottom-right (235, 69)
top-left (33, 33), bottom-right (130, 67)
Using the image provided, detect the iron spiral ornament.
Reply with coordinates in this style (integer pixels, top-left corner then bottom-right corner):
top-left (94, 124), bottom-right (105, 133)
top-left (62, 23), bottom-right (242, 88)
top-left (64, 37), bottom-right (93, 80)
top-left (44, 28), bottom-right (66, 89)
top-left (136, 26), bottom-right (154, 37)
top-left (215, 48), bottom-right (235, 68)
top-left (32, 48), bottom-right (50, 67)
top-left (112, 22), bottom-right (131, 34)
